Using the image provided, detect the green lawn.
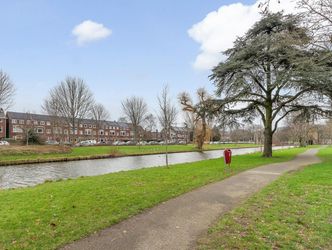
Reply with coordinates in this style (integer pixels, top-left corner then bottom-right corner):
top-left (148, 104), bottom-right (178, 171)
top-left (0, 143), bottom-right (260, 165)
top-left (198, 147), bottom-right (332, 250)
top-left (0, 147), bottom-right (304, 250)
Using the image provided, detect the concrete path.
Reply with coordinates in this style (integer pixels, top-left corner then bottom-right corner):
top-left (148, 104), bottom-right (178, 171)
top-left (62, 149), bottom-right (321, 250)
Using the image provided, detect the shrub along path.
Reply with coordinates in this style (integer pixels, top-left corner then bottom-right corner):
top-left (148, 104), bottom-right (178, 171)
top-left (63, 148), bottom-right (321, 250)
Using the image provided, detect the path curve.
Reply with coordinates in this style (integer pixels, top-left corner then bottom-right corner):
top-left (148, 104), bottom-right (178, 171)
top-left (62, 148), bottom-right (321, 250)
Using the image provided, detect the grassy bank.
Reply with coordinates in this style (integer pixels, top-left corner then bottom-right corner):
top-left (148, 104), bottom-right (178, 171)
top-left (198, 147), bottom-right (332, 250)
top-left (0, 143), bottom-right (260, 166)
top-left (0, 147), bottom-right (304, 249)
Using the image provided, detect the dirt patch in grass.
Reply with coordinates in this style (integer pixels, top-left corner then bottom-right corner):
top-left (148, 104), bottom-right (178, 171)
top-left (0, 145), bottom-right (72, 155)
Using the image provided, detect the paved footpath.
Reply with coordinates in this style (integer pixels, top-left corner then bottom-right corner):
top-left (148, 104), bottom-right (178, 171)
top-left (63, 149), bottom-right (321, 250)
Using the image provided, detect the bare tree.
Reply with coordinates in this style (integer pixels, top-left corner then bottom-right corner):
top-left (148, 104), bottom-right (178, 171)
top-left (298, 0), bottom-right (332, 49)
top-left (157, 85), bottom-right (177, 167)
top-left (91, 103), bottom-right (110, 142)
top-left (144, 113), bottom-right (157, 132)
top-left (43, 77), bottom-right (94, 143)
top-left (0, 70), bottom-right (15, 110)
top-left (121, 96), bottom-right (148, 143)
top-left (42, 98), bottom-right (65, 143)
top-left (179, 88), bottom-right (215, 150)
top-left (143, 113), bottom-right (157, 141)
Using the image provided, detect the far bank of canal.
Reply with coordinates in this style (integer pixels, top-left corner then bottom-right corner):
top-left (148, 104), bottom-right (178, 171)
top-left (0, 146), bottom-right (291, 189)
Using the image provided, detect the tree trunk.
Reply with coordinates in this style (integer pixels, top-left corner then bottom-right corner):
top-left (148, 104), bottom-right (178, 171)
top-left (263, 107), bottom-right (273, 157)
top-left (197, 118), bottom-right (207, 151)
top-left (165, 129), bottom-right (169, 168)
top-left (263, 126), bottom-right (273, 157)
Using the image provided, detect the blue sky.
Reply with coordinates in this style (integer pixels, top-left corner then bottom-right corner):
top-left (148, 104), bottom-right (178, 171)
top-left (0, 0), bottom-right (262, 121)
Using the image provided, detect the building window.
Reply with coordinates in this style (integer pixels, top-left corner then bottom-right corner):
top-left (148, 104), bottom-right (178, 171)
top-left (99, 130), bottom-right (104, 135)
top-left (13, 125), bottom-right (23, 133)
top-left (12, 119), bottom-right (17, 124)
top-left (0, 126), bottom-right (2, 133)
top-left (46, 121), bottom-right (51, 126)
top-left (34, 121), bottom-right (38, 125)
top-left (79, 130), bottom-right (83, 135)
top-left (79, 124), bottom-right (83, 128)
top-left (105, 132), bottom-right (108, 136)
top-left (93, 125), bottom-right (96, 128)
top-left (64, 129), bottom-right (68, 135)
top-left (120, 131), bottom-right (126, 136)
top-left (36, 128), bottom-right (44, 134)
top-left (40, 121), bottom-right (45, 125)
top-left (46, 129), bottom-right (51, 134)
top-left (110, 131), bottom-right (115, 136)
top-left (89, 124), bottom-right (92, 128)
top-left (19, 120), bottom-right (24, 125)
top-left (84, 124), bottom-right (87, 128)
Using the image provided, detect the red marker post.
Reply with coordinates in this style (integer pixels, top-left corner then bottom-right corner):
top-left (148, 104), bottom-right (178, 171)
top-left (223, 148), bottom-right (232, 170)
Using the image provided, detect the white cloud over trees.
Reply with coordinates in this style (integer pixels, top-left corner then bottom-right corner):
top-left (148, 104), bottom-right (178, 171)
top-left (188, 0), bottom-right (298, 70)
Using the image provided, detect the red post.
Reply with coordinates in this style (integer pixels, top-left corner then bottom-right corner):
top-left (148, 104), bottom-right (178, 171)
top-left (223, 148), bottom-right (232, 168)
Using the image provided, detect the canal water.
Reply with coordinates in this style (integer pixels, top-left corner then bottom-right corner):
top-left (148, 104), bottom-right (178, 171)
top-left (0, 146), bottom-right (290, 189)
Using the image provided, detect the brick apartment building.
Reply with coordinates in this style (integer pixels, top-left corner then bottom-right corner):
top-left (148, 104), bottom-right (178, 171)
top-left (0, 109), bottom-right (190, 144)
top-left (4, 111), bottom-right (133, 143)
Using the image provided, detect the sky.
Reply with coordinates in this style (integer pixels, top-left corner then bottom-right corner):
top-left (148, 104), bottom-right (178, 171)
top-left (0, 0), bottom-right (296, 124)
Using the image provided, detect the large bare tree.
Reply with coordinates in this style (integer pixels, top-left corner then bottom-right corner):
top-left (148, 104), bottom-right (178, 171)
top-left (0, 70), bottom-right (15, 110)
top-left (157, 85), bottom-right (177, 167)
top-left (43, 77), bottom-right (94, 142)
top-left (121, 96), bottom-right (148, 143)
top-left (91, 103), bottom-right (110, 142)
top-left (179, 88), bottom-right (215, 151)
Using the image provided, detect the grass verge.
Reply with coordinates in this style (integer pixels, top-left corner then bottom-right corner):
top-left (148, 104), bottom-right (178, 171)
top-left (0, 147), bottom-right (305, 249)
top-left (0, 143), bottom-right (260, 166)
top-left (198, 147), bottom-right (332, 250)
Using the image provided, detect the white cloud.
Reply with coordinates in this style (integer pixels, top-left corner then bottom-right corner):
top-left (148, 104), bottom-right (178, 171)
top-left (72, 20), bottom-right (112, 45)
top-left (188, 1), bottom-right (298, 70)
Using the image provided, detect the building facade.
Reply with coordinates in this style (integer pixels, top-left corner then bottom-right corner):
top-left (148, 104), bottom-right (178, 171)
top-left (5, 111), bottom-right (134, 143)
top-left (1, 110), bottom-right (190, 144)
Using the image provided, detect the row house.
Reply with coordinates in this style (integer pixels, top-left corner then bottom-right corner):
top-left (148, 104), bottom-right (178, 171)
top-left (5, 111), bottom-right (134, 143)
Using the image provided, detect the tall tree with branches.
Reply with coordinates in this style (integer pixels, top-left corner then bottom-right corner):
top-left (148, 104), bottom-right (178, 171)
top-left (179, 88), bottom-right (215, 151)
top-left (157, 85), bottom-right (177, 167)
top-left (43, 77), bottom-right (94, 143)
top-left (0, 70), bottom-right (15, 110)
top-left (121, 96), bottom-right (148, 143)
top-left (211, 13), bottom-right (332, 157)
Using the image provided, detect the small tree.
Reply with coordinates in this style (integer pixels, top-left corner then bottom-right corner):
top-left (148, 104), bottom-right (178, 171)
top-left (121, 96), bottom-right (148, 143)
top-left (91, 103), bottom-right (110, 142)
top-left (0, 70), bottom-right (15, 110)
top-left (143, 113), bottom-right (157, 141)
top-left (43, 77), bottom-right (94, 143)
top-left (157, 85), bottom-right (177, 167)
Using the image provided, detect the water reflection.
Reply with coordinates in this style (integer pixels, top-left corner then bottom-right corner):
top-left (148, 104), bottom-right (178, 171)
top-left (0, 146), bottom-right (290, 189)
